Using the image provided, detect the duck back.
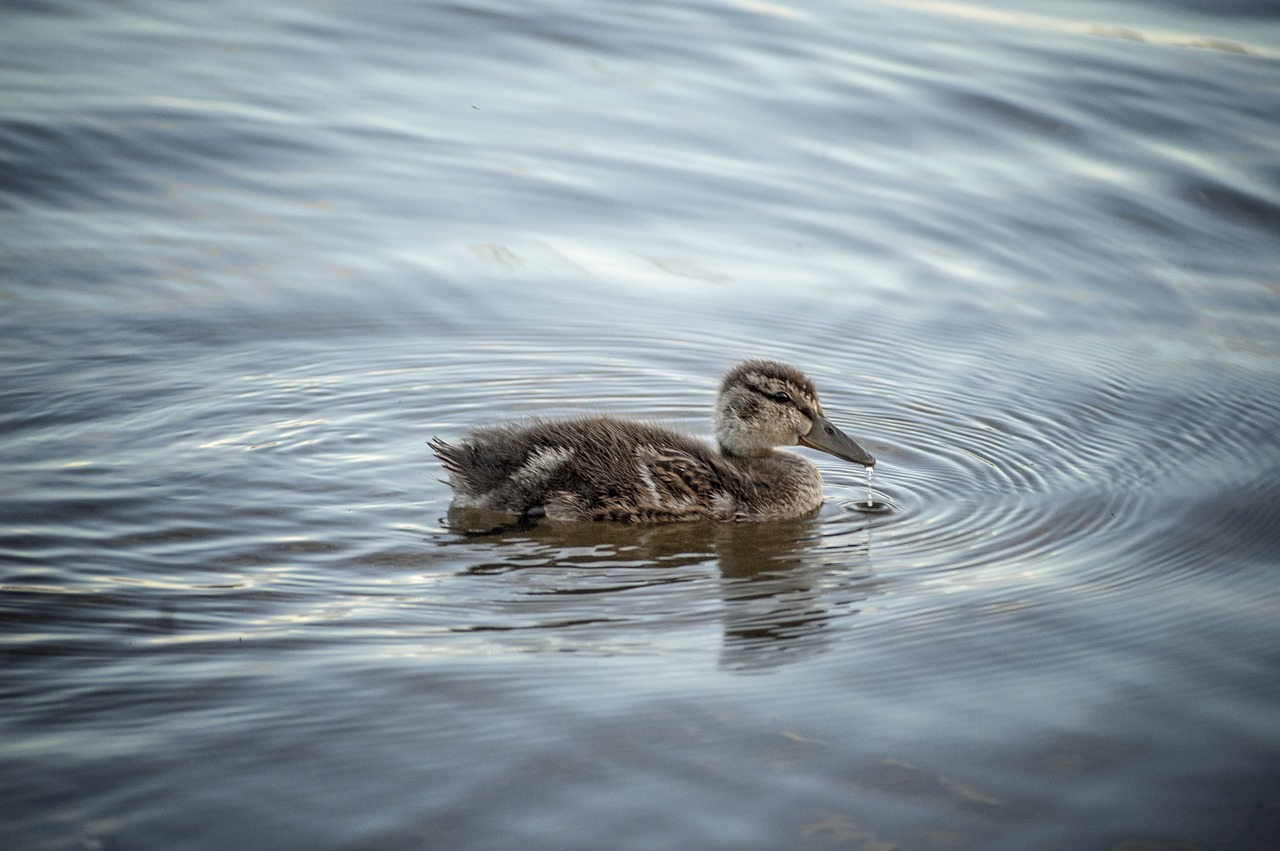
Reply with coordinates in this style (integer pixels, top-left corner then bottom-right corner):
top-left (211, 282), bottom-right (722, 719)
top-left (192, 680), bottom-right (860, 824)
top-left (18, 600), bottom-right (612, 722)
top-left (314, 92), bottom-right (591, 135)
top-left (432, 417), bottom-right (738, 522)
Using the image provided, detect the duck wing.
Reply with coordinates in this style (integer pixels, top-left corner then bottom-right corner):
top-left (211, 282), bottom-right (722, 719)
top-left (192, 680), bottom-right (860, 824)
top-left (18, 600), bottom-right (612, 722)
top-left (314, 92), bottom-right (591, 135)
top-left (634, 446), bottom-right (733, 519)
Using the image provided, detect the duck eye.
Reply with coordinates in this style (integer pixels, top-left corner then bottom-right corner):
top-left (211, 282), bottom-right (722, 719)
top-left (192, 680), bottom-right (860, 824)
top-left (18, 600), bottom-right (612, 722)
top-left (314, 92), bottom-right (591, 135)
top-left (770, 391), bottom-right (791, 403)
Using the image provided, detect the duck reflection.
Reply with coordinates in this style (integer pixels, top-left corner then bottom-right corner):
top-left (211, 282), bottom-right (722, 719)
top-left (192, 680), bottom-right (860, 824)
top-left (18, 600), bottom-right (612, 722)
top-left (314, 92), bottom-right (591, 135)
top-left (713, 517), bottom-right (876, 671)
top-left (441, 508), bottom-right (879, 670)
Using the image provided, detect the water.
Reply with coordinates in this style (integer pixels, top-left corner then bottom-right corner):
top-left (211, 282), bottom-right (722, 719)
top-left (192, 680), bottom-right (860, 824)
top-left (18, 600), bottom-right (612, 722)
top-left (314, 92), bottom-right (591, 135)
top-left (3, 0), bottom-right (1280, 849)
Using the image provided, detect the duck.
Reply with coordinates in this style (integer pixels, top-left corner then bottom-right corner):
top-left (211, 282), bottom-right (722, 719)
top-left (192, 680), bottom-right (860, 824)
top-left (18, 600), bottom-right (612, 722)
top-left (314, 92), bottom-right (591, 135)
top-left (430, 359), bottom-right (876, 523)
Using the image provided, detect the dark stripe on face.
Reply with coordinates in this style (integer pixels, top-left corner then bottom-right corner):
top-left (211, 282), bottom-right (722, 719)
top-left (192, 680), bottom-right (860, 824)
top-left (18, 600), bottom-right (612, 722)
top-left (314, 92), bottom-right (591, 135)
top-left (744, 381), bottom-right (818, 421)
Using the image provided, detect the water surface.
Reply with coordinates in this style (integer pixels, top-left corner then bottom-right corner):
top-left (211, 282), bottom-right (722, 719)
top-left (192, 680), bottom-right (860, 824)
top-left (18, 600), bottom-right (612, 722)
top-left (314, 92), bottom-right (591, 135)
top-left (3, 1), bottom-right (1279, 849)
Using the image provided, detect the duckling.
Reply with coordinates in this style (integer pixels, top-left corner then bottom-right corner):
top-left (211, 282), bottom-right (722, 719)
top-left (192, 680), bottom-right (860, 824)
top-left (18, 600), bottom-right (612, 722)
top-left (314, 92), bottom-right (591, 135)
top-left (430, 359), bottom-right (875, 523)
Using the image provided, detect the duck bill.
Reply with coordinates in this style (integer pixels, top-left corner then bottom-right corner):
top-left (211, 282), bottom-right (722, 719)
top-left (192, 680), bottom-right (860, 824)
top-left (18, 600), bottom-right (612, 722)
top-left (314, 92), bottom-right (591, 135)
top-left (799, 415), bottom-right (876, 467)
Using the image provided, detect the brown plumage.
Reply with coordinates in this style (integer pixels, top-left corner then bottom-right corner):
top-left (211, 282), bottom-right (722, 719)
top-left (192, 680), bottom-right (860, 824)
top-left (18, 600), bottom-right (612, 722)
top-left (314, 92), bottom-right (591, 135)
top-left (431, 359), bottom-right (875, 522)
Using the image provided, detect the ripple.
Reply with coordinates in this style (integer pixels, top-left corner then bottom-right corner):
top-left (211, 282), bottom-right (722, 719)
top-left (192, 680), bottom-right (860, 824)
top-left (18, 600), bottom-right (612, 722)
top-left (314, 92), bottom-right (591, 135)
top-left (844, 499), bottom-right (894, 515)
top-left (411, 311), bottom-right (1280, 689)
top-left (411, 292), bottom-right (1280, 626)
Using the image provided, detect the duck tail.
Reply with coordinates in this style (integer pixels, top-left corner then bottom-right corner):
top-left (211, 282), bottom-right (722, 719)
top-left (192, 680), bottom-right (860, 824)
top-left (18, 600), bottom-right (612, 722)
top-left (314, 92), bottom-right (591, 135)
top-left (429, 437), bottom-right (466, 481)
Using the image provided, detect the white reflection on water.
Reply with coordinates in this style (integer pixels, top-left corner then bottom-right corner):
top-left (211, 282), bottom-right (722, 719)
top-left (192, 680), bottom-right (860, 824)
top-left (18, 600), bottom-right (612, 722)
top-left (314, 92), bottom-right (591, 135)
top-left (892, 0), bottom-right (1277, 56)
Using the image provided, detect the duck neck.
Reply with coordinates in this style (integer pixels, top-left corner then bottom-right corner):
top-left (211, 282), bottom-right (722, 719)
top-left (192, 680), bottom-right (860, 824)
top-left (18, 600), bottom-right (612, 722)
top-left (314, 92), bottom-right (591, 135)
top-left (717, 441), bottom-right (772, 461)
top-left (720, 447), bottom-right (825, 519)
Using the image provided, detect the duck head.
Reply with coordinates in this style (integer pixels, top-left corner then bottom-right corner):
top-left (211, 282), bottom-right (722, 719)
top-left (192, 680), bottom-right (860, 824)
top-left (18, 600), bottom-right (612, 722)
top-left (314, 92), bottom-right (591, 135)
top-left (713, 359), bottom-right (876, 466)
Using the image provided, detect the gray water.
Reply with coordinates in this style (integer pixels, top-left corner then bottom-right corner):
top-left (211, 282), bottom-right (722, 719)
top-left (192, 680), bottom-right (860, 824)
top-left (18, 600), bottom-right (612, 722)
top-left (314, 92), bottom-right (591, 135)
top-left (4, 1), bottom-right (1280, 849)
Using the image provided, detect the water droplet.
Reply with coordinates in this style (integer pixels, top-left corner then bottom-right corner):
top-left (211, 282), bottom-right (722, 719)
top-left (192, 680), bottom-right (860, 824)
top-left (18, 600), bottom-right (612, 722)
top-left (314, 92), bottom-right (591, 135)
top-left (866, 465), bottom-right (874, 507)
